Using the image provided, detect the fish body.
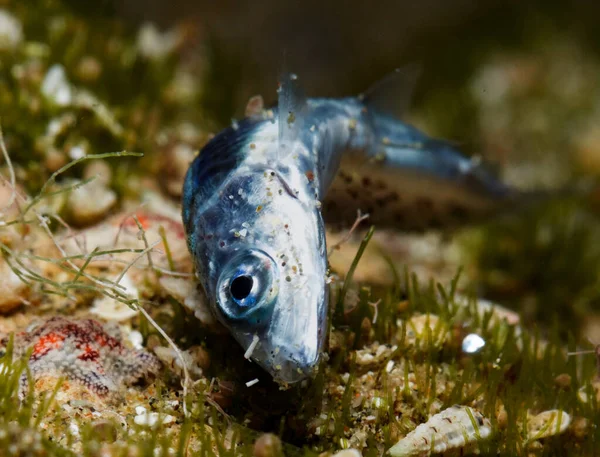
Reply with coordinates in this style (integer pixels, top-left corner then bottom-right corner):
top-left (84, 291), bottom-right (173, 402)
top-left (182, 71), bottom-right (515, 383)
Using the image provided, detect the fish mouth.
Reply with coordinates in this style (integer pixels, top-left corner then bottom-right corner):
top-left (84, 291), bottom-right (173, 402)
top-left (240, 332), bottom-right (323, 384)
top-left (263, 346), bottom-right (322, 384)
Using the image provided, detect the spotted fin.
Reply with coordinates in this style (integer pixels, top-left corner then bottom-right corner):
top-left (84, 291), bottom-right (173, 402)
top-left (277, 72), bottom-right (307, 161)
top-left (360, 64), bottom-right (421, 120)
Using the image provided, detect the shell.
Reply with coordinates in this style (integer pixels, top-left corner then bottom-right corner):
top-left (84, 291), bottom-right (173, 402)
top-left (527, 409), bottom-right (571, 441)
top-left (388, 405), bottom-right (492, 457)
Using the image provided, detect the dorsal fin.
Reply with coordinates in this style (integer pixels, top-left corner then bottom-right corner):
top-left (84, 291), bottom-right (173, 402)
top-left (360, 64), bottom-right (421, 120)
top-left (277, 72), bottom-right (307, 160)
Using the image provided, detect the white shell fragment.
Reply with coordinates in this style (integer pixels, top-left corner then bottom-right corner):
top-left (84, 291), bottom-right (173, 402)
top-left (527, 409), bottom-right (571, 441)
top-left (388, 405), bottom-right (492, 457)
top-left (133, 407), bottom-right (175, 427)
top-left (462, 333), bottom-right (486, 354)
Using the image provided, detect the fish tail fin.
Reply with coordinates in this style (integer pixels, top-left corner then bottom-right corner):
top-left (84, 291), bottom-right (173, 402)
top-left (359, 64), bottom-right (421, 120)
top-left (358, 65), bottom-right (518, 203)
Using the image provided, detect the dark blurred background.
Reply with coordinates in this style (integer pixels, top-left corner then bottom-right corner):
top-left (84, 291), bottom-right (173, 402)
top-left (69, 0), bottom-right (600, 126)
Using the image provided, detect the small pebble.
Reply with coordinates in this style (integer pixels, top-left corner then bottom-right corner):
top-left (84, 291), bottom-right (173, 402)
top-left (41, 65), bottom-right (72, 106)
top-left (0, 261), bottom-right (29, 314)
top-left (554, 373), bottom-right (572, 390)
top-left (75, 56), bottom-right (102, 83)
top-left (83, 160), bottom-right (112, 187)
top-left (253, 433), bottom-right (283, 457)
top-left (397, 300), bottom-right (410, 312)
top-left (571, 416), bottom-right (589, 440)
top-left (527, 409), bottom-right (570, 441)
top-left (67, 180), bottom-right (117, 226)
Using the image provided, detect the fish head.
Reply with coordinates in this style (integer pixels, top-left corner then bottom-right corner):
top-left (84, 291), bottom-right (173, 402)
top-left (184, 165), bottom-right (328, 384)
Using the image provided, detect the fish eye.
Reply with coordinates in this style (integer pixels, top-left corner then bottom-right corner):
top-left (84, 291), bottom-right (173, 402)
top-left (230, 275), bottom-right (253, 301)
top-left (217, 249), bottom-right (278, 324)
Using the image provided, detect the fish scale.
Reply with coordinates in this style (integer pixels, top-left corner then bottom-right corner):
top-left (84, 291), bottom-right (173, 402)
top-left (182, 70), bottom-right (518, 383)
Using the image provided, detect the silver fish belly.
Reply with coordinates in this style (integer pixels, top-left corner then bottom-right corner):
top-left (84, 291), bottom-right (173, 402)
top-left (182, 71), bottom-right (514, 384)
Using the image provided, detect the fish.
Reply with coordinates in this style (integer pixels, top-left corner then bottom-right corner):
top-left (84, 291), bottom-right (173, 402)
top-left (182, 68), bottom-right (526, 384)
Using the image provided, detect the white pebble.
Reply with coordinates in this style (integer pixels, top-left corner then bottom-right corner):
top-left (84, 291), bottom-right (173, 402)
top-left (68, 422), bottom-right (80, 437)
top-left (527, 409), bottom-right (571, 441)
top-left (41, 65), bottom-right (72, 106)
top-left (0, 9), bottom-right (22, 50)
top-left (68, 145), bottom-right (86, 160)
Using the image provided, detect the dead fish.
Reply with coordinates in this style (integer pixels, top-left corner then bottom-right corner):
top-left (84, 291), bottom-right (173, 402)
top-left (182, 68), bottom-right (544, 383)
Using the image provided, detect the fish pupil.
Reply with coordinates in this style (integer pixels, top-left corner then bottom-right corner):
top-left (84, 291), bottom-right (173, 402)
top-left (230, 275), bottom-right (254, 301)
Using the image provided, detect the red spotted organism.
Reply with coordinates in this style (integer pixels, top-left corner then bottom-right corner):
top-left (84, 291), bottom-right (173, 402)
top-left (0, 317), bottom-right (160, 401)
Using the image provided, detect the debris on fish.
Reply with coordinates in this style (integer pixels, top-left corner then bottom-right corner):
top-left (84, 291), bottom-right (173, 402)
top-left (182, 68), bottom-right (542, 384)
top-left (388, 404), bottom-right (492, 457)
top-left (526, 409), bottom-right (571, 442)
